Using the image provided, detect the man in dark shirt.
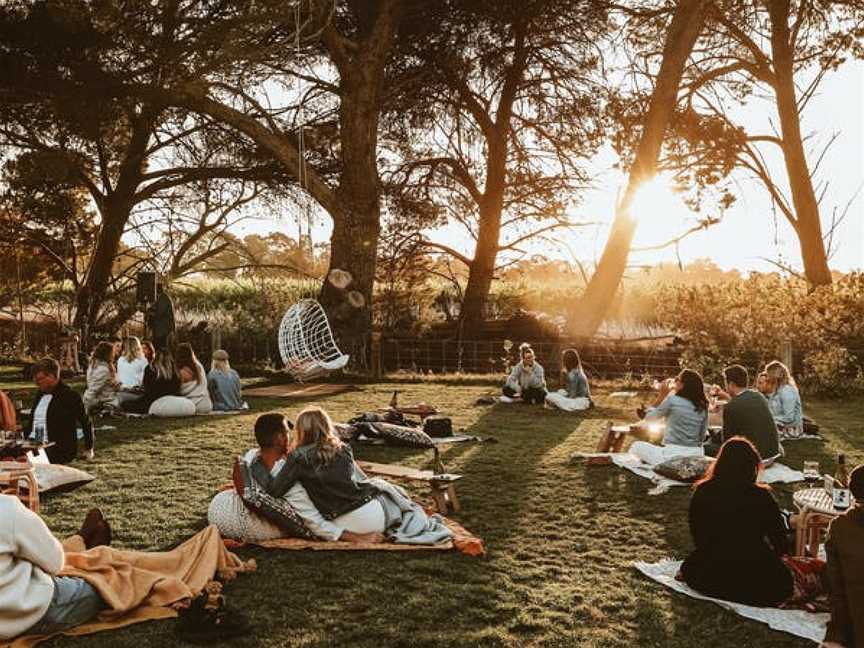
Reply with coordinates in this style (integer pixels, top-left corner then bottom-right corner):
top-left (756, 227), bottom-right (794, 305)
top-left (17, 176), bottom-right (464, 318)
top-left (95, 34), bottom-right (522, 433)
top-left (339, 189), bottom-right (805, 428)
top-left (707, 364), bottom-right (780, 462)
top-left (147, 283), bottom-right (175, 351)
top-left (27, 358), bottom-right (94, 464)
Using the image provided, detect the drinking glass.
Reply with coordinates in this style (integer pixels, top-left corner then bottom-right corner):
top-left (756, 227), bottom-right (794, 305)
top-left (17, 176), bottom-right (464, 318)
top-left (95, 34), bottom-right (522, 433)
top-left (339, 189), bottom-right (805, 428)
top-left (34, 425), bottom-right (45, 444)
top-left (803, 461), bottom-right (820, 484)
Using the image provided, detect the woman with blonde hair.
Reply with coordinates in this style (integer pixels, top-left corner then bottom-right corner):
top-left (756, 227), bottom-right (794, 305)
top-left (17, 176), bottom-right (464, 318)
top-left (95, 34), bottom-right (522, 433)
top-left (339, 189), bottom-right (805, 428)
top-left (252, 406), bottom-right (386, 534)
top-left (116, 337), bottom-right (148, 388)
top-left (764, 360), bottom-right (803, 436)
top-left (82, 342), bottom-right (118, 413)
top-left (208, 350), bottom-right (244, 411)
top-left (176, 343), bottom-right (212, 414)
top-left (121, 345), bottom-right (181, 414)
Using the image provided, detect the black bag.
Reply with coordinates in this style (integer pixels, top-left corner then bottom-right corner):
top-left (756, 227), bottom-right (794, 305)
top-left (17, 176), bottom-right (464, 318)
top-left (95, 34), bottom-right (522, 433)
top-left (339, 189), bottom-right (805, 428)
top-left (423, 416), bottom-right (453, 438)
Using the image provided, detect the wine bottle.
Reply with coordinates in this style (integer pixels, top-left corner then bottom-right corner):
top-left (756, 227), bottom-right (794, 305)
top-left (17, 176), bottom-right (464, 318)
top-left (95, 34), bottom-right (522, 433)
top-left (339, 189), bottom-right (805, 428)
top-left (389, 390), bottom-right (399, 409)
top-left (833, 453), bottom-right (851, 510)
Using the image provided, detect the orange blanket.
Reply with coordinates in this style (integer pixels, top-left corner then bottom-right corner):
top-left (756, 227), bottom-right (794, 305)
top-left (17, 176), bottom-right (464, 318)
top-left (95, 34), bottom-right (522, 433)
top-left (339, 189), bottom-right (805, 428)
top-left (4, 525), bottom-right (254, 648)
top-left (231, 516), bottom-right (485, 557)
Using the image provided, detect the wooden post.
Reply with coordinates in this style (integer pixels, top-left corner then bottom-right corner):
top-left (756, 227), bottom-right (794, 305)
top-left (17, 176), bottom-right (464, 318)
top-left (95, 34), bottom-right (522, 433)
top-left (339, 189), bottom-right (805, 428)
top-left (781, 341), bottom-right (794, 373)
top-left (370, 331), bottom-right (382, 379)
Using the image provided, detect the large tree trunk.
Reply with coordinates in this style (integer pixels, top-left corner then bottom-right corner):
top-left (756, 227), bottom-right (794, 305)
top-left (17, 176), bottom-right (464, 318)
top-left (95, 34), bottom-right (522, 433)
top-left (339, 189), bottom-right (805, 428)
top-left (72, 111), bottom-right (156, 345)
top-left (767, 0), bottom-right (832, 287)
top-left (460, 135), bottom-right (508, 328)
top-left (73, 197), bottom-right (133, 342)
top-left (566, 0), bottom-right (710, 338)
top-left (318, 2), bottom-right (400, 367)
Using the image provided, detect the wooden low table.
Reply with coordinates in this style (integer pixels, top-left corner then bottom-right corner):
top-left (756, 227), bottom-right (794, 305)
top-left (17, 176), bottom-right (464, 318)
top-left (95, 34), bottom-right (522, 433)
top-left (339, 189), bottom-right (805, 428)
top-left (0, 460), bottom-right (39, 512)
top-left (356, 460), bottom-right (462, 514)
top-left (793, 487), bottom-right (855, 557)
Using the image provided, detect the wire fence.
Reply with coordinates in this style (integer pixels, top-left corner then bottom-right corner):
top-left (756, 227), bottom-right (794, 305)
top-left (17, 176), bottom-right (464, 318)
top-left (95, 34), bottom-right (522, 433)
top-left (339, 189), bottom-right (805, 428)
top-left (379, 337), bottom-right (684, 380)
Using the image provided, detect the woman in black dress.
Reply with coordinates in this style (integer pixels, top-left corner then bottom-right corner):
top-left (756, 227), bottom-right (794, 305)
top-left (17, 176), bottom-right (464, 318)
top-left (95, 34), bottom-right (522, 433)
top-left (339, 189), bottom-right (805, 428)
top-left (680, 437), bottom-right (793, 606)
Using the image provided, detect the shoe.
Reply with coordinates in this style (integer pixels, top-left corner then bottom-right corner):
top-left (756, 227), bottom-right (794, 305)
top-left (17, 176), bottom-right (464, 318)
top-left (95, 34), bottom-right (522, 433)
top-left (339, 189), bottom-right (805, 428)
top-left (79, 508), bottom-right (112, 549)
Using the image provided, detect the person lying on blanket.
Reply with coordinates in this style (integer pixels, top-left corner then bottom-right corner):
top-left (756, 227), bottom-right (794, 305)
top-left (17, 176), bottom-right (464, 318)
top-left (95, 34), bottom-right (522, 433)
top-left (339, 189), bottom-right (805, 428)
top-left (208, 413), bottom-right (384, 544)
top-left (252, 406), bottom-right (453, 544)
top-left (680, 437), bottom-right (825, 608)
top-left (0, 497), bottom-right (111, 640)
top-left (630, 369), bottom-right (708, 465)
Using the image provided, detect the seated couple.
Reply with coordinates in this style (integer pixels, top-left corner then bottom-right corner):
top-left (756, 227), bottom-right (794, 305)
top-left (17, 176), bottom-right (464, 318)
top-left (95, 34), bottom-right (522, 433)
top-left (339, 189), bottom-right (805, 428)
top-left (680, 438), bottom-right (863, 648)
top-left (209, 407), bottom-right (453, 546)
top-left (503, 344), bottom-right (592, 410)
top-left (629, 365), bottom-right (779, 467)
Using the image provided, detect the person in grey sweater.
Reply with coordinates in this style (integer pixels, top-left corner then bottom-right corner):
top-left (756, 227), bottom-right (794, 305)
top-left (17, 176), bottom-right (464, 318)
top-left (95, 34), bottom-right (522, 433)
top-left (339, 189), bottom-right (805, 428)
top-left (502, 343), bottom-right (547, 404)
top-left (207, 350), bottom-right (245, 411)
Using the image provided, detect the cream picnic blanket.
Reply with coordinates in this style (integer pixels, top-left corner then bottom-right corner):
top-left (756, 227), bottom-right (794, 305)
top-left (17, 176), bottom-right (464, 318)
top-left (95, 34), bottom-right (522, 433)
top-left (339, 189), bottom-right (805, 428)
top-left (633, 559), bottom-right (828, 643)
top-left (575, 451), bottom-right (804, 495)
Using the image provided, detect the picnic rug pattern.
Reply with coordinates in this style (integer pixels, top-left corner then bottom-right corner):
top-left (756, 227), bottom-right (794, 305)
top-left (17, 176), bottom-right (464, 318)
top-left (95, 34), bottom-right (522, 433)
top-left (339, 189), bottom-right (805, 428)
top-left (243, 383), bottom-right (360, 399)
top-left (227, 515), bottom-right (485, 557)
top-left (634, 559), bottom-right (828, 643)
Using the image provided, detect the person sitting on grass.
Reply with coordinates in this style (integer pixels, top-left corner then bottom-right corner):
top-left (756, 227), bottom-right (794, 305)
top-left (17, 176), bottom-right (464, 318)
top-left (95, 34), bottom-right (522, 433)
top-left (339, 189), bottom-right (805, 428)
top-left (705, 364), bottom-right (781, 465)
top-left (208, 413), bottom-right (382, 544)
top-left (764, 360), bottom-right (804, 437)
top-left (82, 342), bottom-right (119, 415)
top-left (630, 369), bottom-right (708, 465)
top-left (545, 348), bottom-right (592, 411)
top-left (682, 437), bottom-right (828, 612)
top-left (27, 357), bottom-right (94, 463)
top-left (208, 350), bottom-right (244, 411)
top-left (502, 343), bottom-right (547, 405)
top-left (756, 370), bottom-right (771, 396)
top-left (823, 464), bottom-right (864, 648)
top-left (116, 336), bottom-right (149, 389)
top-left (0, 497), bottom-right (111, 641)
top-left (141, 340), bottom-right (156, 364)
top-left (680, 437), bottom-right (801, 606)
top-left (120, 346), bottom-right (181, 414)
top-left (255, 407), bottom-right (452, 544)
top-left (176, 343), bottom-right (213, 414)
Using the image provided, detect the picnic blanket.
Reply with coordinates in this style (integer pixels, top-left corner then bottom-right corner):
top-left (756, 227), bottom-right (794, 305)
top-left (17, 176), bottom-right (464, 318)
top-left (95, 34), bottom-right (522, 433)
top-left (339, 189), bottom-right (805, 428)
top-left (574, 451), bottom-right (803, 495)
top-left (242, 515), bottom-right (484, 557)
top-left (4, 525), bottom-right (254, 647)
top-left (244, 383), bottom-right (359, 399)
top-left (634, 559), bottom-right (828, 643)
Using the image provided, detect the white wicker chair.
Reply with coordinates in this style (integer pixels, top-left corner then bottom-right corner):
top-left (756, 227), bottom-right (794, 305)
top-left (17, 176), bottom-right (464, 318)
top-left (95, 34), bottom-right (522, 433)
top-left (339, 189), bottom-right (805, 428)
top-left (278, 299), bottom-right (349, 381)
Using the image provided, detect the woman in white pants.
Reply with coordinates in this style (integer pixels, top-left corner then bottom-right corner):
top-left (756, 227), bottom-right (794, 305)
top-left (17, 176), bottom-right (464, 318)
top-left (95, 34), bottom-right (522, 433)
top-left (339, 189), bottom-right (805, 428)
top-left (630, 369), bottom-right (709, 465)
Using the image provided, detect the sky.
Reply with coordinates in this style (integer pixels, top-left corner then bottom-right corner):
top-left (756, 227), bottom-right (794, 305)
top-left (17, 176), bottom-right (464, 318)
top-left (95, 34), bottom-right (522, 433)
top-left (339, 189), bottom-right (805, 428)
top-left (240, 59), bottom-right (864, 275)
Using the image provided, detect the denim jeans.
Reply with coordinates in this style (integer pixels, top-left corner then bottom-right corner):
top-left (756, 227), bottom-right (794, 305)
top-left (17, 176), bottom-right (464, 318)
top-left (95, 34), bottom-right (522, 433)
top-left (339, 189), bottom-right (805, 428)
top-left (26, 576), bottom-right (104, 636)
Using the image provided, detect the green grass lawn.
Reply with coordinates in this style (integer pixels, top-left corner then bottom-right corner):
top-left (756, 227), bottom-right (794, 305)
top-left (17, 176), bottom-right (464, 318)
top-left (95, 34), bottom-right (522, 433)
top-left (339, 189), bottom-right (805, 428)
top-left (16, 380), bottom-right (864, 648)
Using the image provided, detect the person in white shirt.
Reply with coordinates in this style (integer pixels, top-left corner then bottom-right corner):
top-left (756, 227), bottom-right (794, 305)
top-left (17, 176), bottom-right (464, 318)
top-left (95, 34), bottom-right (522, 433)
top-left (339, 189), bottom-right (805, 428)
top-left (116, 337), bottom-right (149, 388)
top-left (0, 497), bottom-right (109, 640)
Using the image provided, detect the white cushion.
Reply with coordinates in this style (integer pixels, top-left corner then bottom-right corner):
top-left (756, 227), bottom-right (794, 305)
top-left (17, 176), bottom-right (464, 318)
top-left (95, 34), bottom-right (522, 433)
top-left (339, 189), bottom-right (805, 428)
top-left (148, 396), bottom-right (196, 418)
top-left (33, 463), bottom-right (95, 493)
